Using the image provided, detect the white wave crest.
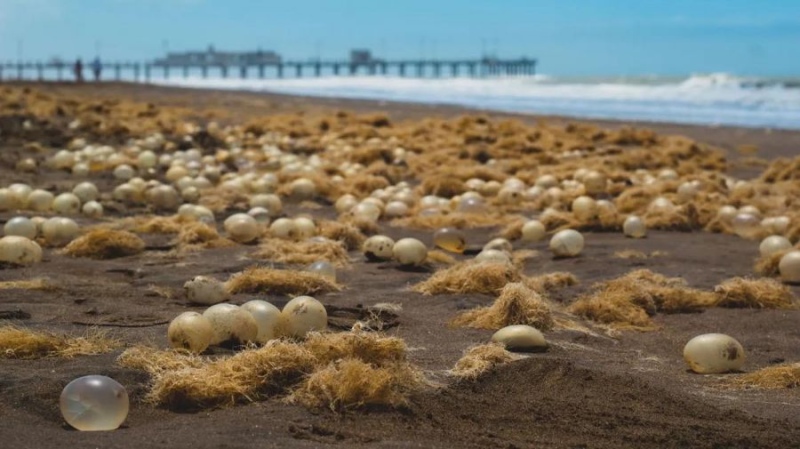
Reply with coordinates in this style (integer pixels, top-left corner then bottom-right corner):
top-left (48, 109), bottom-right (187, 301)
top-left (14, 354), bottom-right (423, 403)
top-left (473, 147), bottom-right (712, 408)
top-left (153, 74), bottom-right (800, 129)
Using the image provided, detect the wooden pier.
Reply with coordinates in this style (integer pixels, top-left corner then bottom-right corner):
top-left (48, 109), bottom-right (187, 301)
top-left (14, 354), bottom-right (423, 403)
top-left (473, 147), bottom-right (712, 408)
top-left (0, 57), bottom-right (536, 82)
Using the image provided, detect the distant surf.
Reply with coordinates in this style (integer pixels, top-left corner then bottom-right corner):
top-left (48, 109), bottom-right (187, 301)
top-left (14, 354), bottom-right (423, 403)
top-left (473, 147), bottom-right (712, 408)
top-left (153, 73), bottom-right (800, 129)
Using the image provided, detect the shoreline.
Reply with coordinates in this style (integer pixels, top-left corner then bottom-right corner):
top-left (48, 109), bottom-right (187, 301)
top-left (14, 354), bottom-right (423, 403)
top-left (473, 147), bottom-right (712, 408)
top-left (12, 81), bottom-right (800, 162)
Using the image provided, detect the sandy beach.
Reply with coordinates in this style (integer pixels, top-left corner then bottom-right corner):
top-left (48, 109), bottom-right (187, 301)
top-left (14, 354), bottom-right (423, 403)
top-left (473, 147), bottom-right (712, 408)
top-left (1, 82), bottom-right (800, 449)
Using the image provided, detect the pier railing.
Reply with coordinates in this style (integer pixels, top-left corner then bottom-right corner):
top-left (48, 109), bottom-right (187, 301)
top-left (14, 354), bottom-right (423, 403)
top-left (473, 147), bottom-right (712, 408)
top-left (0, 58), bottom-right (536, 82)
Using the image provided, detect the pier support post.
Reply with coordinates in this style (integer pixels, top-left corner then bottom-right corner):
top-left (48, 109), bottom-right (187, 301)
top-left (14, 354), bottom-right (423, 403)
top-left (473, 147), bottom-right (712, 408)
top-left (258, 65), bottom-right (265, 78)
top-left (183, 65), bottom-right (189, 78)
top-left (277, 64), bottom-right (284, 78)
top-left (221, 65), bottom-right (228, 78)
top-left (416, 63), bottom-right (423, 77)
top-left (116, 64), bottom-right (122, 80)
top-left (36, 63), bottom-right (43, 81)
top-left (164, 65), bottom-right (169, 79)
top-left (296, 64), bottom-right (302, 77)
top-left (145, 64), bottom-right (151, 83)
top-left (240, 65), bottom-right (247, 78)
top-left (399, 63), bottom-right (405, 77)
top-left (333, 63), bottom-right (340, 75)
top-left (201, 65), bottom-right (208, 78)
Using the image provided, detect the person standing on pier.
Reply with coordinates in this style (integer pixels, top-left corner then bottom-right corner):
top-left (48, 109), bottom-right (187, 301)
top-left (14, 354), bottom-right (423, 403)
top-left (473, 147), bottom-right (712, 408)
top-left (91, 57), bottom-right (102, 81)
top-left (73, 58), bottom-right (84, 82)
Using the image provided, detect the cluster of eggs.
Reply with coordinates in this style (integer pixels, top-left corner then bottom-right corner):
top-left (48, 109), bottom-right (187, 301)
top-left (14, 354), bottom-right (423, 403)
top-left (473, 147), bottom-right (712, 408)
top-left (0, 215), bottom-right (82, 265)
top-left (168, 294), bottom-right (327, 353)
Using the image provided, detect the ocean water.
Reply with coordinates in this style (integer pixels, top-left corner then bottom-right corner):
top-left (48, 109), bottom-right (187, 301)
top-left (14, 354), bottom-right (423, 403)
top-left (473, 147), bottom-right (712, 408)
top-left (154, 73), bottom-right (800, 130)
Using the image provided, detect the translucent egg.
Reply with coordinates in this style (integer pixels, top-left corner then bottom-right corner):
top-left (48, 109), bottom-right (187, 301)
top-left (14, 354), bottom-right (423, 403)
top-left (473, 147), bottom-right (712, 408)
top-left (456, 196), bottom-right (487, 214)
top-left (363, 235), bottom-right (395, 261)
top-left (676, 182), bottom-right (698, 203)
top-left (306, 260), bottom-right (336, 281)
top-left (483, 238), bottom-right (512, 253)
top-left (491, 325), bottom-right (548, 352)
top-left (241, 300), bottom-right (281, 343)
top-left (623, 215), bottom-right (647, 238)
top-left (224, 213), bottom-right (260, 243)
top-left (184, 275), bottom-right (229, 305)
top-left (683, 333), bottom-right (745, 374)
top-left (281, 295), bottom-right (327, 338)
top-left (53, 193), bottom-right (82, 215)
top-left (167, 311), bottom-right (214, 353)
top-left (433, 227), bottom-right (467, 253)
top-left (202, 303), bottom-right (259, 345)
top-left (779, 251), bottom-right (800, 284)
top-left (571, 196), bottom-right (598, 221)
top-left (4, 216), bottom-right (37, 239)
top-left (26, 189), bottom-right (54, 212)
top-left (393, 238), bottom-right (428, 265)
top-left (0, 235), bottom-right (42, 265)
top-left (269, 217), bottom-right (297, 239)
top-left (549, 229), bottom-right (584, 257)
top-left (732, 213), bottom-right (761, 239)
top-left (475, 249), bottom-right (511, 264)
top-left (42, 217), bottom-right (80, 247)
top-left (759, 235), bottom-right (792, 258)
top-left (60, 375), bottom-right (129, 431)
top-left (521, 220), bottom-right (546, 242)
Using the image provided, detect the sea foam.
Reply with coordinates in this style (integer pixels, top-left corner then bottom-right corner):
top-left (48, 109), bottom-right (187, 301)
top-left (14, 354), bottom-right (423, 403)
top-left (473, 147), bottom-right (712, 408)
top-left (153, 73), bottom-right (800, 129)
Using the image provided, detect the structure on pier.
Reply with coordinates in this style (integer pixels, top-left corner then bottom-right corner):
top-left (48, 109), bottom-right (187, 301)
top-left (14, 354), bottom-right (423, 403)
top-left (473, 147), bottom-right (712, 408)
top-left (154, 46), bottom-right (282, 66)
top-left (0, 48), bottom-right (537, 82)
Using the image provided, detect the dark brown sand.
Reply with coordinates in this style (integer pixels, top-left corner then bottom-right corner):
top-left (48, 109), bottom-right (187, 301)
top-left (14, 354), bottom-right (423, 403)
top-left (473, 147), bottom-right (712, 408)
top-left (1, 83), bottom-right (800, 449)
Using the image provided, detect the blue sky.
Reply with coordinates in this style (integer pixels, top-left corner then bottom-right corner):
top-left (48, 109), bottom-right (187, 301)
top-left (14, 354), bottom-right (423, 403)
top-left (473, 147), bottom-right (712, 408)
top-left (1, 0), bottom-right (798, 76)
